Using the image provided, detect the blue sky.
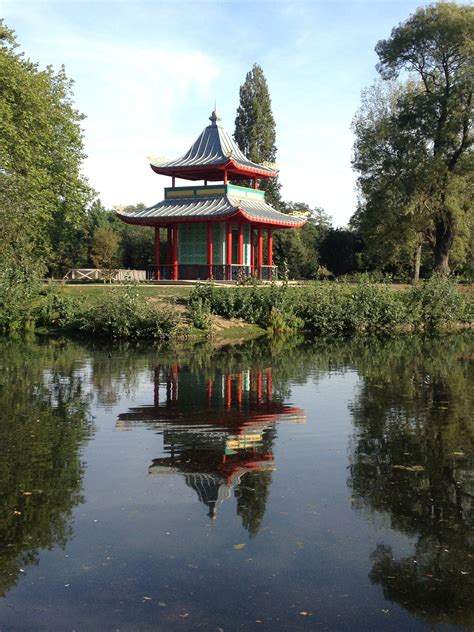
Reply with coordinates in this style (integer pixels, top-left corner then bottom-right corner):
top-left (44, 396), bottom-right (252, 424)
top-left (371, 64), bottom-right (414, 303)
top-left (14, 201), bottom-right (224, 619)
top-left (1, 0), bottom-right (457, 226)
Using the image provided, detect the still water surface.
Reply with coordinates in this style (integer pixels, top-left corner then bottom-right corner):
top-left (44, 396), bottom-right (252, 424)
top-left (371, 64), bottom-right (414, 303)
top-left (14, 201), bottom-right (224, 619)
top-left (0, 335), bottom-right (472, 631)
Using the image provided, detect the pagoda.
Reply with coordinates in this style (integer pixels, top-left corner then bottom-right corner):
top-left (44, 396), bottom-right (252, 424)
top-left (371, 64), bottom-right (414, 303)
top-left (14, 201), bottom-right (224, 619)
top-left (117, 109), bottom-right (306, 281)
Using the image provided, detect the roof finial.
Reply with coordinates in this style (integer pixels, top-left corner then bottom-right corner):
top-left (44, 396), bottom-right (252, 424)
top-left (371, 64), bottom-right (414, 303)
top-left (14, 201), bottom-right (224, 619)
top-left (209, 102), bottom-right (221, 127)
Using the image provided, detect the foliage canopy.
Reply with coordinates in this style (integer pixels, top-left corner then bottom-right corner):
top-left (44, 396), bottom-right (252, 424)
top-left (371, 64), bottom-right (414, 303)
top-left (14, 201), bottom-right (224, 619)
top-left (0, 19), bottom-right (93, 274)
top-left (352, 2), bottom-right (473, 274)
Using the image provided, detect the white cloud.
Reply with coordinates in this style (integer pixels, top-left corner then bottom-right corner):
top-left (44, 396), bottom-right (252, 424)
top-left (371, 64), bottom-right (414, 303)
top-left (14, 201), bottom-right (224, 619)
top-left (54, 35), bottom-right (221, 205)
top-left (3, 0), bottom-right (361, 223)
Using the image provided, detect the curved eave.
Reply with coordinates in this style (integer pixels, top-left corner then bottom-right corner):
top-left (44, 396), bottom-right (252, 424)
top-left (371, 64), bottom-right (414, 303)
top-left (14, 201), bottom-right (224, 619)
top-left (150, 158), bottom-right (277, 181)
top-left (116, 197), bottom-right (306, 229)
top-left (118, 210), bottom-right (305, 229)
top-left (238, 209), bottom-right (306, 228)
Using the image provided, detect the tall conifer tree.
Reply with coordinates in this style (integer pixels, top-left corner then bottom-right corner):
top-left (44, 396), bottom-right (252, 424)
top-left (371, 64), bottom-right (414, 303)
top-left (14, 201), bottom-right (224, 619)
top-left (234, 64), bottom-right (282, 208)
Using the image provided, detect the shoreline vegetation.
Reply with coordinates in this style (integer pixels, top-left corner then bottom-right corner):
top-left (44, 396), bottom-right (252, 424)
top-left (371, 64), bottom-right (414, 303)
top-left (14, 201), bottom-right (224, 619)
top-left (0, 272), bottom-right (472, 342)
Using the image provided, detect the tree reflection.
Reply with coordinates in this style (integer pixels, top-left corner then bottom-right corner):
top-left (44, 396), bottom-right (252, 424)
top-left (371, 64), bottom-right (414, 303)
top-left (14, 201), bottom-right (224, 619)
top-left (348, 334), bottom-right (474, 627)
top-left (0, 340), bottom-right (93, 595)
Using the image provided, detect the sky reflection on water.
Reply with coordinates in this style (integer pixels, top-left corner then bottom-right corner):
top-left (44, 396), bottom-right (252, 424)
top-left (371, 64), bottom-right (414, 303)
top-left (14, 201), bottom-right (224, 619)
top-left (0, 335), bottom-right (472, 631)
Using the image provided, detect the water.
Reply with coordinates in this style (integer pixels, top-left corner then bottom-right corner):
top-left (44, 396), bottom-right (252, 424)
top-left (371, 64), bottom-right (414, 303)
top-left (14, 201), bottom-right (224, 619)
top-left (0, 335), bottom-right (472, 631)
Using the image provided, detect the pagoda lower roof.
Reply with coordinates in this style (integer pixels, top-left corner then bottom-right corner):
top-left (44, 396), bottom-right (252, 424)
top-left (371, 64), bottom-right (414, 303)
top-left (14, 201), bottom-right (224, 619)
top-left (117, 195), bottom-right (306, 228)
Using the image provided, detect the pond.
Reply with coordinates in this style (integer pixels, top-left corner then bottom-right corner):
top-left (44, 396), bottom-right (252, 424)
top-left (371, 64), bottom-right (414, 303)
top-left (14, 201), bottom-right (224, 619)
top-left (0, 334), bottom-right (472, 631)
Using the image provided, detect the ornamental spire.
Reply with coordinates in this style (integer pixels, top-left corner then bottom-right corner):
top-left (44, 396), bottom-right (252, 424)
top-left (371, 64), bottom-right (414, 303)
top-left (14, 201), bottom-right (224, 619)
top-left (209, 106), bottom-right (221, 126)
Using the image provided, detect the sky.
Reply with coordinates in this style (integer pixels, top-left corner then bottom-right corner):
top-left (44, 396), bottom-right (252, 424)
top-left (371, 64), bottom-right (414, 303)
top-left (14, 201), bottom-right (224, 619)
top-left (0, 0), bottom-right (455, 226)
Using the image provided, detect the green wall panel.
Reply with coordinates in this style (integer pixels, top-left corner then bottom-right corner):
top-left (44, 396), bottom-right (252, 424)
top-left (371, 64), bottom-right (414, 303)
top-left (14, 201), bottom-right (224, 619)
top-left (178, 224), bottom-right (207, 264)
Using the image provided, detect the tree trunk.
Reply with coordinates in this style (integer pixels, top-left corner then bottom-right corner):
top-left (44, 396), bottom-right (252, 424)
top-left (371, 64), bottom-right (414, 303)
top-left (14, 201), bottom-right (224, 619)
top-left (413, 242), bottom-right (422, 283)
top-left (432, 213), bottom-right (454, 275)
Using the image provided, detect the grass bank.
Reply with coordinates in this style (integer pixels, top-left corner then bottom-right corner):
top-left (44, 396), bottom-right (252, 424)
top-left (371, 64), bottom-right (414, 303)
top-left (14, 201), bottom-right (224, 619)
top-left (0, 272), bottom-right (472, 342)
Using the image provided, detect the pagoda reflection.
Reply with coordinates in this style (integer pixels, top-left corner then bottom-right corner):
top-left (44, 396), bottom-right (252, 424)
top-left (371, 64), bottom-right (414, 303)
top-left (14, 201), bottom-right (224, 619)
top-left (117, 364), bottom-right (305, 531)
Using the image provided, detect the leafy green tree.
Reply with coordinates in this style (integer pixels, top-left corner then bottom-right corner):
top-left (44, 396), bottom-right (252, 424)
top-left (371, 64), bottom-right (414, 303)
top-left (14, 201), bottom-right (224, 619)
top-left (113, 204), bottom-right (154, 269)
top-left (353, 77), bottom-right (472, 279)
top-left (273, 202), bottom-right (331, 279)
top-left (354, 3), bottom-right (473, 275)
top-left (319, 228), bottom-right (363, 276)
top-left (234, 63), bottom-right (282, 208)
top-left (352, 82), bottom-right (432, 279)
top-left (90, 225), bottom-right (121, 280)
top-left (0, 20), bottom-right (93, 275)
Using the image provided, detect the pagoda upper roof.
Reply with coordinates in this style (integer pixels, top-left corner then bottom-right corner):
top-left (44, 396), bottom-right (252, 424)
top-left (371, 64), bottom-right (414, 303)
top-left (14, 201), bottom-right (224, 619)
top-left (149, 110), bottom-right (278, 181)
top-left (116, 189), bottom-right (306, 229)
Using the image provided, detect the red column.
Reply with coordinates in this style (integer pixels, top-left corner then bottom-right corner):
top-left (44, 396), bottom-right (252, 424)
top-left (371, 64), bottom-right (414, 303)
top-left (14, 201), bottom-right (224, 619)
top-left (238, 223), bottom-right (243, 266)
top-left (167, 226), bottom-right (172, 278)
top-left (266, 368), bottom-right (272, 403)
top-left (226, 221), bottom-right (232, 280)
top-left (154, 227), bottom-right (161, 280)
top-left (206, 377), bottom-right (212, 410)
top-left (223, 169), bottom-right (228, 184)
top-left (256, 370), bottom-right (263, 402)
top-left (237, 371), bottom-right (242, 409)
top-left (172, 176), bottom-right (175, 187)
top-left (268, 228), bottom-right (273, 267)
top-left (257, 226), bottom-right (263, 278)
top-left (250, 229), bottom-right (255, 276)
top-left (172, 224), bottom-right (179, 281)
top-left (225, 372), bottom-right (232, 410)
top-left (207, 222), bottom-right (213, 279)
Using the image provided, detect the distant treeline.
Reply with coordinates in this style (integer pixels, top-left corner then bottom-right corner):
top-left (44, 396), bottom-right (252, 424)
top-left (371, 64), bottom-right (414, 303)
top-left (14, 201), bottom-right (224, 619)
top-left (66, 199), bottom-right (473, 283)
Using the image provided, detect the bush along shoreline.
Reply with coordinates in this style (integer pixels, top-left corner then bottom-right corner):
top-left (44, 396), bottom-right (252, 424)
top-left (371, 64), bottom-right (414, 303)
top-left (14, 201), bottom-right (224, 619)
top-left (187, 276), bottom-right (474, 337)
top-left (0, 268), bottom-right (472, 341)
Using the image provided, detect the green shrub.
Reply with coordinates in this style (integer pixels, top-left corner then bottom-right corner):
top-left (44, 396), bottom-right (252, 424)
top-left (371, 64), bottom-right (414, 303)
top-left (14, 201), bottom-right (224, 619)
top-left (188, 281), bottom-right (300, 330)
top-left (0, 263), bottom-right (44, 333)
top-left (407, 276), bottom-right (473, 330)
top-left (188, 294), bottom-right (212, 331)
top-left (348, 281), bottom-right (407, 333)
top-left (293, 283), bottom-right (351, 336)
top-left (36, 284), bottom-right (82, 328)
top-left (77, 284), bottom-right (178, 339)
top-left (188, 278), bottom-right (473, 337)
top-left (267, 306), bottom-right (303, 335)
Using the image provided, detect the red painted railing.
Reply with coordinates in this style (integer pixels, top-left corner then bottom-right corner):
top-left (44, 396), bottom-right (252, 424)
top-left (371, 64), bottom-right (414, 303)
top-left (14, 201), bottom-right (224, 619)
top-left (146, 264), bottom-right (277, 281)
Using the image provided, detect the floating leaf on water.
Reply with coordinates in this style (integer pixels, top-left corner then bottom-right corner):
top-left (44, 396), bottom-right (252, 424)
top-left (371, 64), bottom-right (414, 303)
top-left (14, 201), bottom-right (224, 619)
top-left (299, 611), bottom-right (312, 616)
top-left (393, 465), bottom-right (425, 472)
top-left (233, 543), bottom-right (246, 550)
top-left (22, 491), bottom-right (32, 496)
top-left (450, 451), bottom-right (465, 457)
top-left (158, 602), bottom-right (167, 607)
